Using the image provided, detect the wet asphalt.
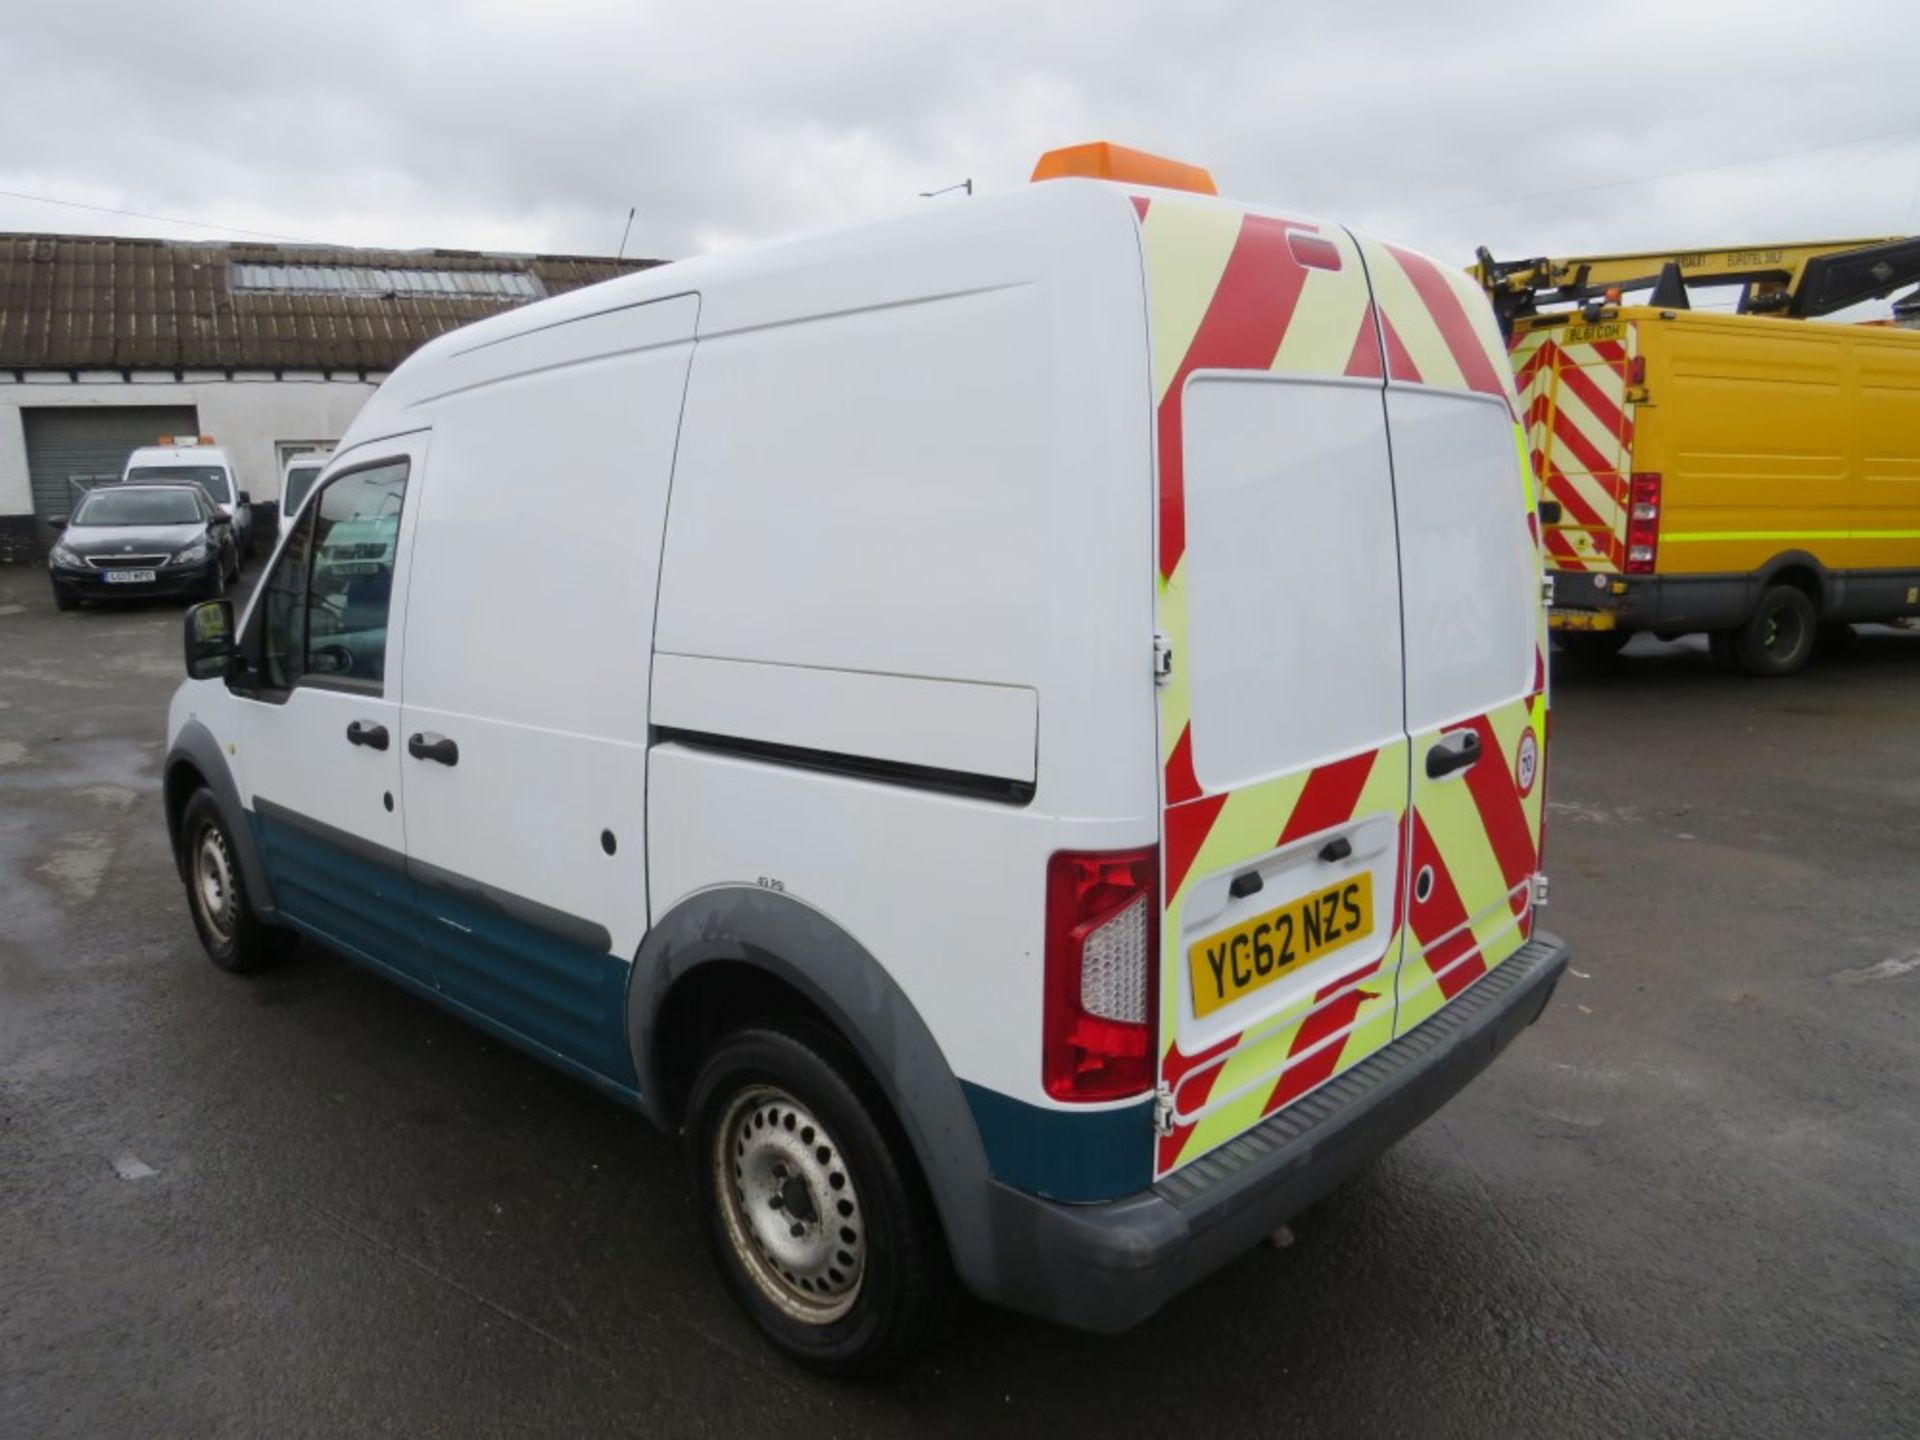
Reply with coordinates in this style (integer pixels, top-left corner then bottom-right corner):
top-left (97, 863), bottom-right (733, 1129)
top-left (1, 564), bottom-right (1916, 1439)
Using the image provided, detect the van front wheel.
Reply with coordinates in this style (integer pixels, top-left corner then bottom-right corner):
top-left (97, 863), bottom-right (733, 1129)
top-left (1734, 586), bottom-right (1817, 677)
top-left (179, 789), bottom-right (292, 973)
top-left (685, 1023), bottom-right (947, 1376)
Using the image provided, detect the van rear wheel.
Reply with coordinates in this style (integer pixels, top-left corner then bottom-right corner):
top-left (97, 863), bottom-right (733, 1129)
top-left (685, 1022), bottom-right (948, 1376)
top-left (1733, 585), bottom-right (1816, 677)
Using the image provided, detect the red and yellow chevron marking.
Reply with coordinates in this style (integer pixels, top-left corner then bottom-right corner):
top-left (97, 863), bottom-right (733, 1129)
top-left (1396, 689), bottom-right (1547, 1031)
top-left (1507, 323), bottom-right (1638, 575)
top-left (1353, 236), bottom-right (1518, 415)
top-left (1136, 196), bottom-right (1547, 1178)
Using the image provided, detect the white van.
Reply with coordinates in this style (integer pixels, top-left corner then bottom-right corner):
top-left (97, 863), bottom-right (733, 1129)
top-left (165, 146), bottom-right (1568, 1374)
top-left (125, 437), bottom-right (255, 557)
top-left (279, 450), bottom-right (333, 520)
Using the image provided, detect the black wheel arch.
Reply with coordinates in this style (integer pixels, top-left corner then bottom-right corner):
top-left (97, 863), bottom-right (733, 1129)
top-left (1754, 551), bottom-right (1831, 615)
top-left (626, 885), bottom-right (999, 1298)
top-left (164, 719), bottom-right (278, 920)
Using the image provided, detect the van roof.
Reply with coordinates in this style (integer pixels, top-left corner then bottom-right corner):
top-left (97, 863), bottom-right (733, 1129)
top-left (342, 178), bottom-right (1473, 446)
top-left (127, 443), bottom-right (235, 465)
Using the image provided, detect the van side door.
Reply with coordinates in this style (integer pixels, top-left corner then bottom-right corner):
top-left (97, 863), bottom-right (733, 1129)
top-left (1352, 237), bottom-right (1548, 1030)
top-left (229, 437), bottom-right (429, 983)
top-left (395, 295), bottom-right (698, 1089)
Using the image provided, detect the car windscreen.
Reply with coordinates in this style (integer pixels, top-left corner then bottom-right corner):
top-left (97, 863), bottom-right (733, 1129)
top-left (74, 489), bottom-right (204, 527)
top-left (127, 464), bottom-right (233, 504)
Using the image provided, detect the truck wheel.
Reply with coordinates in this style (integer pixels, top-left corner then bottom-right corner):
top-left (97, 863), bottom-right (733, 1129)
top-left (1554, 630), bottom-right (1629, 661)
top-left (1734, 586), bottom-right (1816, 677)
top-left (178, 789), bottom-right (293, 973)
top-left (686, 1023), bottom-right (948, 1376)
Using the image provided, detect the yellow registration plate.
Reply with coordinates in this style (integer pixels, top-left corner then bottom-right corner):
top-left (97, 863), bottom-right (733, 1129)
top-left (1188, 873), bottom-right (1374, 1020)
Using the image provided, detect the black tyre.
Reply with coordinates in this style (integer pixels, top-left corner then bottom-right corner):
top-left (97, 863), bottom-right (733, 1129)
top-left (1733, 585), bottom-right (1817, 677)
top-left (1554, 630), bottom-right (1629, 661)
top-left (178, 789), bottom-right (293, 973)
top-left (686, 1023), bottom-right (949, 1376)
top-left (51, 586), bottom-right (78, 612)
top-left (200, 565), bottom-right (227, 601)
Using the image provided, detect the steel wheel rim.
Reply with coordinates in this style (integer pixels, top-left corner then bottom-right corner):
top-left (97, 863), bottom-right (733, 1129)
top-left (194, 824), bottom-right (237, 943)
top-left (1765, 605), bottom-right (1804, 659)
top-left (712, 1084), bottom-right (866, 1324)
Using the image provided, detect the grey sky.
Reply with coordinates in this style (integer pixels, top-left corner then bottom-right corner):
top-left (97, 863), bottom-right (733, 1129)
top-left (4, 0), bottom-right (1917, 308)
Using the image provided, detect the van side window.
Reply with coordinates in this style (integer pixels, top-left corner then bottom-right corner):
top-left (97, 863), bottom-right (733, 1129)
top-left (304, 460), bottom-right (409, 688)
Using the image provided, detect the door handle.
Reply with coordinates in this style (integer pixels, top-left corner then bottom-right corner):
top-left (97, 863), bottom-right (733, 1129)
top-left (1426, 730), bottom-right (1482, 780)
top-left (407, 732), bottom-right (459, 766)
top-left (1318, 836), bottom-right (1353, 863)
top-left (345, 720), bottom-right (389, 751)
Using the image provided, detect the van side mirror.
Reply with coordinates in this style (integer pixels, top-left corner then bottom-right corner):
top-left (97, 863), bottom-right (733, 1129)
top-left (238, 490), bottom-right (253, 505)
top-left (184, 600), bottom-right (235, 680)
top-left (48, 515), bottom-right (67, 530)
top-left (209, 511), bottom-right (233, 526)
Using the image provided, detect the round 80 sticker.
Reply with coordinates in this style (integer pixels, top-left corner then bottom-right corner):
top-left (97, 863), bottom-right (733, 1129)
top-left (1515, 729), bottom-right (1540, 796)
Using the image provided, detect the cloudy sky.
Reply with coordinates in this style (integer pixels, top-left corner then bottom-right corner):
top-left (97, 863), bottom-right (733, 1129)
top-left (4, 0), bottom-right (1917, 309)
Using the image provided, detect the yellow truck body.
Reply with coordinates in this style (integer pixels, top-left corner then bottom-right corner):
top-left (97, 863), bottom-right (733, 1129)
top-left (1510, 305), bottom-right (1920, 671)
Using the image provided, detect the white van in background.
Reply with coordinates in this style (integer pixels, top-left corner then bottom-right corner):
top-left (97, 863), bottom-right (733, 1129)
top-left (124, 437), bottom-right (255, 557)
top-left (163, 144), bottom-right (1568, 1374)
top-left (279, 449), bottom-right (332, 519)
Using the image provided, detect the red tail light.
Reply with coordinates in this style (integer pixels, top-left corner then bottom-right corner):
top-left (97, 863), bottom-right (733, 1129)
top-left (1043, 848), bottom-right (1158, 1102)
top-left (1625, 472), bottom-right (1661, 574)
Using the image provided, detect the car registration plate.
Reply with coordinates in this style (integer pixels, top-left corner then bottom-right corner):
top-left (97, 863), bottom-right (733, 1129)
top-left (1188, 872), bottom-right (1374, 1019)
top-left (103, 569), bottom-right (157, 584)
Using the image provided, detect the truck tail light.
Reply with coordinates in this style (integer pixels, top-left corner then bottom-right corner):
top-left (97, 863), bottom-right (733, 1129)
top-left (1625, 472), bottom-right (1661, 574)
top-left (1043, 848), bottom-right (1158, 1102)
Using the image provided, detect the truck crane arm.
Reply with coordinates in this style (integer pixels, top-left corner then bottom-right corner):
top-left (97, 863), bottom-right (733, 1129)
top-left (1474, 235), bottom-right (1920, 330)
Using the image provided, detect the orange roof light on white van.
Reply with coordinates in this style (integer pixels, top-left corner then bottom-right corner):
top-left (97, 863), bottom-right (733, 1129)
top-left (156, 434), bottom-right (215, 446)
top-left (1030, 141), bottom-right (1217, 195)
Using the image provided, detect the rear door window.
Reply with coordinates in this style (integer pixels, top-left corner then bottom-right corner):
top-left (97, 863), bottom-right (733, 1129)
top-left (1180, 373), bottom-right (1406, 790)
top-left (1389, 389), bottom-right (1536, 730)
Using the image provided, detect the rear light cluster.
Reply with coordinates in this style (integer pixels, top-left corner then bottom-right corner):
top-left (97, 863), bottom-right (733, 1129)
top-left (1043, 848), bottom-right (1158, 1102)
top-left (1626, 471), bottom-right (1662, 574)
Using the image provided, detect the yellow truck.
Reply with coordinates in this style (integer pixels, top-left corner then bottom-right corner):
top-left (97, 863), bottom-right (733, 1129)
top-left (1477, 238), bottom-right (1920, 674)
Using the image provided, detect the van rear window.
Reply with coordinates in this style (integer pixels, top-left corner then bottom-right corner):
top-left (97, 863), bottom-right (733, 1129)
top-left (1181, 375), bottom-right (1406, 791)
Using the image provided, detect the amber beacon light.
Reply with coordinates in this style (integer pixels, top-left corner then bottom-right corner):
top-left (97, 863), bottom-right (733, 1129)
top-left (1030, 142), bottom-right (1218, 195)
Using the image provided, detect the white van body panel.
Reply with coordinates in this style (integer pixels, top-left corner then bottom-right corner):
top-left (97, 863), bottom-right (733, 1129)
top-left (398, 294), bottom-right (699, 972)
top-left (651, 655), bottom-right (1039, 786)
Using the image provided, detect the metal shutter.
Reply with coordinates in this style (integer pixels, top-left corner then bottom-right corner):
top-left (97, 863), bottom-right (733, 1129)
top-left (22, 405), bottom-right (199, 539)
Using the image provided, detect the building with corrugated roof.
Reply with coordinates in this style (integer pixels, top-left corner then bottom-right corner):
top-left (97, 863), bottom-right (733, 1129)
top-left (0, 233), bottom-right (658, 559)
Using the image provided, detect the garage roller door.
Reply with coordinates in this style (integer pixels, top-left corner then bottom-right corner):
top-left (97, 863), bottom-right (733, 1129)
top-left (22, 405), bottom-right (199, 540)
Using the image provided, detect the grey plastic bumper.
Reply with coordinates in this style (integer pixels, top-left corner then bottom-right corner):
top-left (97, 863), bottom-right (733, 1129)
top-left (974, 932), bottom-right (1570, 1333)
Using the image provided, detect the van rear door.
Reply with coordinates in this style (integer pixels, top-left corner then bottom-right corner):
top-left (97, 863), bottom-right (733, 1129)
top-left (1352, 236), bottom-right (1548, 1031)
top-left (1509, 318), bottom-right (1638, 576)
top-left (1138, 197), bottom-right (1412, 1179)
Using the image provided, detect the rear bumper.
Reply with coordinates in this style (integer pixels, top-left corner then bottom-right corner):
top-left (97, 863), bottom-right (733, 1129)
top-left (973, 932), bottom-right (1570, 1333)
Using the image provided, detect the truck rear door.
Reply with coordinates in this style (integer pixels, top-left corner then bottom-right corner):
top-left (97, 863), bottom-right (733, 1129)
top-left (1510, 319), bottom-right (1638, 576)
top-left (1139, 197), bottom-right (1412, 1179)
top-left (1354, 237), bottom-right (1549, 1030)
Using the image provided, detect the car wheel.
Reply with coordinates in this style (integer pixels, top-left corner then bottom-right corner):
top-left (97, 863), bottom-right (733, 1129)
top-left (179, 789), bottom-right (293, 974)
top-left (1734, 585), bottom-right (1817, 677)
top-left (51, 586), bottom-right (78, 612)
top-left (686, 1023), bottom-right (949, 1376)
top-left (202, 565), bottom-right (227, 601)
